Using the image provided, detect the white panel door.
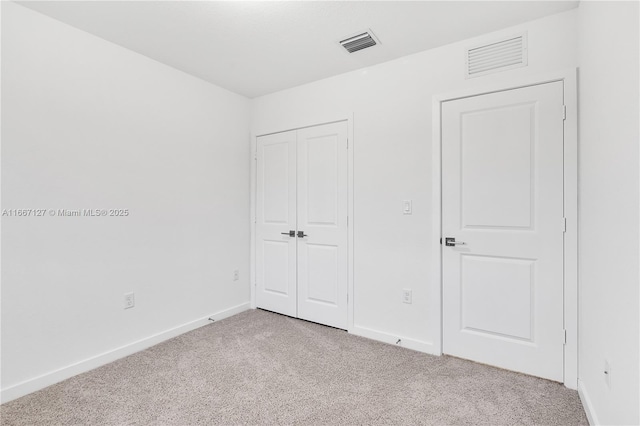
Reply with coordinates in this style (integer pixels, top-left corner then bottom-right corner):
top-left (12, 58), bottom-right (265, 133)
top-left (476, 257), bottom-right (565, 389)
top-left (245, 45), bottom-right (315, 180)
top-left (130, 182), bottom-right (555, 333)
top-left (256, 130), bottom-right (297, 317)
top-left (296, 122), bottom-right (348, 329)
top-left (442, 81), bottom-right (565, 381)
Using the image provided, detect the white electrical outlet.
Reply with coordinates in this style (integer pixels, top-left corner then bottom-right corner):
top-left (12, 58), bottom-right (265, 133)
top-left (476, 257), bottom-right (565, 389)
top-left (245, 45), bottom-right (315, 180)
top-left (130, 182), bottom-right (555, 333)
top-left (604, 359), bottom-right (611, 389)
top-left (124, 292), bottom-right (135, 309)
top-left (402, 289), bottom-right (412, 304)
top-left (233, 270), bottom-right (239, 281)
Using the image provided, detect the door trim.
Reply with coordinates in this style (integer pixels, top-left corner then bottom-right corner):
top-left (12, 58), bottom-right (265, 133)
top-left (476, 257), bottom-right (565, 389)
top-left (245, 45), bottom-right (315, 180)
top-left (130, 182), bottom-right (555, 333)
top-left (250, 115), bottom-right (355, 332)
top-left (432, 69), bottom-right (578, 389)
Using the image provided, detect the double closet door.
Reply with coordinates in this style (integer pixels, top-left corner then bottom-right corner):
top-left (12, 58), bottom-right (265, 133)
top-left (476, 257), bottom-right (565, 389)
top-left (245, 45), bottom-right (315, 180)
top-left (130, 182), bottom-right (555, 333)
top-left (255, 121), bottom-right (348, 330)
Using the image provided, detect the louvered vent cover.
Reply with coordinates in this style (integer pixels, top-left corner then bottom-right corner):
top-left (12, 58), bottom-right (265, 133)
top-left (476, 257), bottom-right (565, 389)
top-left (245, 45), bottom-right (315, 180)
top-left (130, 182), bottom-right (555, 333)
top-left (339, 30), bottom-right (379, 53)
top-left (466, 33), bottom-right (528, 78)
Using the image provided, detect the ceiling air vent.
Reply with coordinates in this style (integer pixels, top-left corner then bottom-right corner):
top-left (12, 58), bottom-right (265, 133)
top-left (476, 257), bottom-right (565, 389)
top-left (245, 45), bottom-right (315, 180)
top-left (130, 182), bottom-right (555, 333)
top-left (465, 32), bottom-right (528, 78)
top-left (339, 30), bottom-right (380, 53)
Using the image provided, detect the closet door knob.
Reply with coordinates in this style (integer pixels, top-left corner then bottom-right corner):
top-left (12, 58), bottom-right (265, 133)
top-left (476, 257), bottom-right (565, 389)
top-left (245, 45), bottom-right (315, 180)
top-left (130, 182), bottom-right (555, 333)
top-left (297, 231), bottom-right (308, 238)
top-left (281, 230), bottom-right (295, 237)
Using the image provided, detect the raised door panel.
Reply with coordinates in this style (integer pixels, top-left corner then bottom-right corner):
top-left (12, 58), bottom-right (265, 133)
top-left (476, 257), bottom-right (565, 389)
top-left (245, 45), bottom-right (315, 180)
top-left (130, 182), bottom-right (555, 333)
top-left (303, 243), bottom-right (339, 306)
top-left (262, 240), bottom-right (291, 296)
top-left (461, 103), bottom-right (535, 230)
top-left (305, 135), bottom-right (339, 226)
top-left (461, 255), bottom-right (534, 341)
top-left (262, 142), bottom-right (292, 224)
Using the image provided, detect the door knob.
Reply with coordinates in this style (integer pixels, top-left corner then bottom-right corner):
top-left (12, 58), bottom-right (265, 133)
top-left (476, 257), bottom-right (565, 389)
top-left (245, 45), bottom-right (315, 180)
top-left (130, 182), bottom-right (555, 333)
top-left (445, 237), bottom-right (466, 247)
top-left (281, 230), bottom-right (295, 237)
top-left (297, 231), bottom-right (308, 238)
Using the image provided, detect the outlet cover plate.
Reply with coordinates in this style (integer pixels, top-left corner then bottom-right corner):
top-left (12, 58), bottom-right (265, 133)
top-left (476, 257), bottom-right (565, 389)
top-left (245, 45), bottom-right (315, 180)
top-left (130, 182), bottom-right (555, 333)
top-left (124, 292), bottom-right (135, 309)
top-left (402, 289), bottom-right (412, 304)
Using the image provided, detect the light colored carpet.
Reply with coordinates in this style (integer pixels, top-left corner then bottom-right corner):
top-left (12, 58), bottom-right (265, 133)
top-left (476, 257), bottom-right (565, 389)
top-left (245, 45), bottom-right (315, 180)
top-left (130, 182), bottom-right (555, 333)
top-left (1, 309), bottom-right (587, 425)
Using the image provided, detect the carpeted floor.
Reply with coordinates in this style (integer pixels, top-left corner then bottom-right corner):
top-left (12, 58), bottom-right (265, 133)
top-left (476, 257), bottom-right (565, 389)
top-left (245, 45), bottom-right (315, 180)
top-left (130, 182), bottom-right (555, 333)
top-left (1, 309), bottom-right (587, 425)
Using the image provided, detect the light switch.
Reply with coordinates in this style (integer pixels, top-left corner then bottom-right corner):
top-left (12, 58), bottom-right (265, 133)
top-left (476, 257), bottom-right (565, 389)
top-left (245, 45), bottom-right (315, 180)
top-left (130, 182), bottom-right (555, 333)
top-left (403, 200), bottom-right (412, 215)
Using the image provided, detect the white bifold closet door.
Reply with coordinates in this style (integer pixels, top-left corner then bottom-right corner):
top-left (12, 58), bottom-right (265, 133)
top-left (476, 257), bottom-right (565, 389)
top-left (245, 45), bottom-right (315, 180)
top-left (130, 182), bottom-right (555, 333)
top-left (256, 121), bottom-right (348, 330)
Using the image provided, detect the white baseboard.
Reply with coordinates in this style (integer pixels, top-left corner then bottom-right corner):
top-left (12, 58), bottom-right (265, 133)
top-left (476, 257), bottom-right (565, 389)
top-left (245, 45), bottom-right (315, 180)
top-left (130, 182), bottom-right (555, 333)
top-left (1, 302), bottom-right (251, 404)
top-left (578, 379), bottom-right (599, 426)
top-left (349, 325), bottom-right (438, 355)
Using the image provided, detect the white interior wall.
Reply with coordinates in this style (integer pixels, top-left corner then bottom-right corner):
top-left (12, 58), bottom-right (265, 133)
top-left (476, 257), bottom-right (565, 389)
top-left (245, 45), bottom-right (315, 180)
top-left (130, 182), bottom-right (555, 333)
top-left (1, 2), bottom-right (251, 401)
top-left (577, 2), bottom-right (640, 425)
top-left (4, 3), bottom-right (639, 421)
top-left (250, 10), bottom-right (578, 352)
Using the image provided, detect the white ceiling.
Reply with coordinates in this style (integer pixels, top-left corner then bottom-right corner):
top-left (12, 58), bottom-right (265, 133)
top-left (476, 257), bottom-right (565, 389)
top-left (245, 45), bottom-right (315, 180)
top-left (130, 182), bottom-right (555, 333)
top-left (17, 1), bottom-right (579, 98)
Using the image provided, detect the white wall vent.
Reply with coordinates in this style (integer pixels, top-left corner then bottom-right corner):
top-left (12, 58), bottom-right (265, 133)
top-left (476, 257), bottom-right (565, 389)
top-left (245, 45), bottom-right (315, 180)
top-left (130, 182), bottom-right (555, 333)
top-left (339, 30), bottom-right (380, 53)
top-left (465, 32), bottom-right (528, 78)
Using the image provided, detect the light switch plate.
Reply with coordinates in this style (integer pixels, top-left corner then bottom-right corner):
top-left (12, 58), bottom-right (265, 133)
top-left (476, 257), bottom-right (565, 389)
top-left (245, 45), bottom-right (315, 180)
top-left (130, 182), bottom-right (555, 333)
top-left (403, 200), bottom-right (412, 215)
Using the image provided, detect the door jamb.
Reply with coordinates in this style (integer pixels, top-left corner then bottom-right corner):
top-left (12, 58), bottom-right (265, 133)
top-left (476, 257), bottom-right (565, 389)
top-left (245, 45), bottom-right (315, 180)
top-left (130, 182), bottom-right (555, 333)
top-left (250, 115), bottom-right (355, 332)
top-left (431, 68), bottom-right (578, 389)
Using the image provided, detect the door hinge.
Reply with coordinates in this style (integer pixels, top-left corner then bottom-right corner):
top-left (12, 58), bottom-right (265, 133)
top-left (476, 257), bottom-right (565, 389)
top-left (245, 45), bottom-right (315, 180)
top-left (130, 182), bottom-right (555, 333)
top-left (440, 237), bottom-right (442, 245)
top-left (347, 138), bottom-right (349, 149)
top-left (562, 217), bottom-right (567, 233)
top-left (563, 329), bottom-right (567, 345)
top-left (562, 105), bottom-right (567, 121)
top-left (347, 293), bottom-right (349, 303)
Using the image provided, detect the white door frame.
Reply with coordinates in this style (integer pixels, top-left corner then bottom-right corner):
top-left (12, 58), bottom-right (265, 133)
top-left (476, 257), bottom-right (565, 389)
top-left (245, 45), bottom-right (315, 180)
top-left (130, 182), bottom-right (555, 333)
top-left (432, 69), bottom-right (578, 389)
top-left (250, 115), bottom-right (355, 332)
